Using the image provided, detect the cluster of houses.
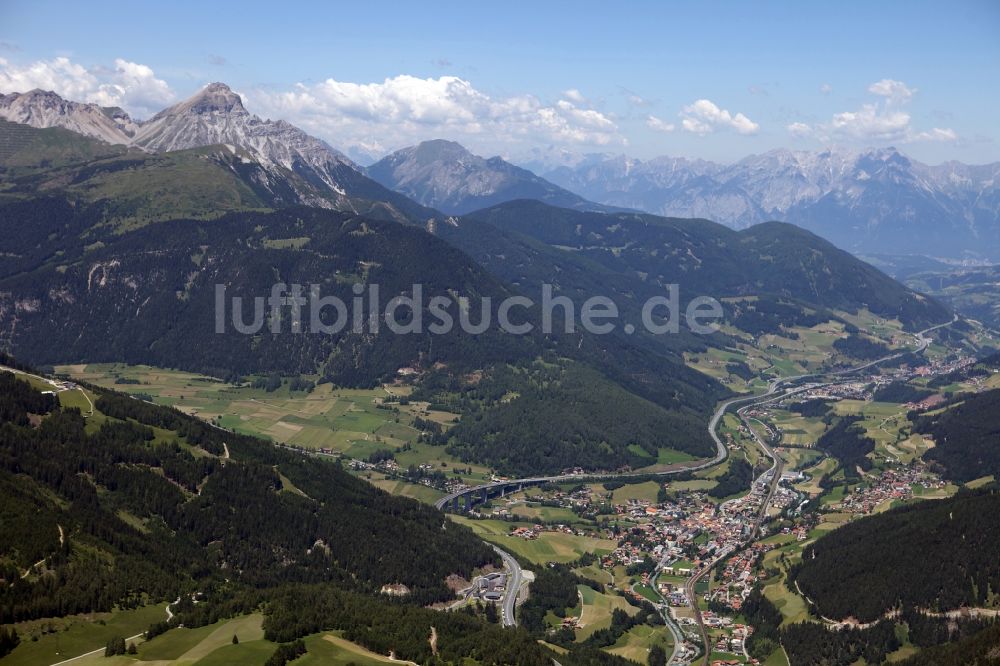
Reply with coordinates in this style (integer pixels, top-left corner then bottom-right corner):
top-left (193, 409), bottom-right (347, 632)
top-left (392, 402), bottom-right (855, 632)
top-left (710, 542), bottom-right (774, 612)
top-left (834, 466), bottom-right (944, 516)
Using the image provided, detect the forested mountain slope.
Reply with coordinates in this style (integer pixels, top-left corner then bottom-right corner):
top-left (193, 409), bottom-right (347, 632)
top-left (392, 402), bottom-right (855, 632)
top-left (913, 389), bottom-right (1000, 483)
top-left (0, 369), bottom-right (496, 618)
top-left (0, 204), bottom-right (724, 474)
top-left (455, 200), bottom-right (949, 330)
top-left (791, 488), bottom-right (1000, 623)
top-left (0, 367), bottom-right (642, 665)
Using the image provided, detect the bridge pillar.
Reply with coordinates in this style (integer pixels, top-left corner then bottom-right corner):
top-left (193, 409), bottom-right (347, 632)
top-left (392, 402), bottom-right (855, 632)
top-left (481, 488), bottom-right (489, 504)
top-left (450, 497), bottom-right (460, 513)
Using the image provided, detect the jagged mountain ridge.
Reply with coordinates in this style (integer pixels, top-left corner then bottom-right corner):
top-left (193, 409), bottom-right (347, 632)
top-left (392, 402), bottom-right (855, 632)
top-left (0, 84), bottom-right (437, 222)
top-left (366, 139), bottom-right (618, 214)
top-left (0, 89), bottom-right (139, 144)
top-left (540, 148), bottom-right (1000, 259)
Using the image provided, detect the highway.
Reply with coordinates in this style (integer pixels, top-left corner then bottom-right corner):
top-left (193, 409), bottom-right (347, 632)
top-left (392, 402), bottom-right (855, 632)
top-left (492, 545), bottom-right (523, 627)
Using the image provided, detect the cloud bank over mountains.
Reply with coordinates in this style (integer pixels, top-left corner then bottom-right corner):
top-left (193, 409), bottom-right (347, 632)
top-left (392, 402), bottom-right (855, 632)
top-left (0, 55), bottom-right (961, 163)
top-left (0, 56), bottom-right (174, 117)
top-left (787, 78), bottom-right (956, 145)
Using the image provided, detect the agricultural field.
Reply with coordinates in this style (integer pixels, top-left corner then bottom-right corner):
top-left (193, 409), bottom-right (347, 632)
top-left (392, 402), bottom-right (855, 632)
top-left (828, 399), bottom-right (923, 464)
top-left (775, 447), bottom-right (823, 472)
top-left (574, 585), bottom-right (639, 641)
top-left (793, 458), bottom-right (837, 496)
top-left (610, 481), bottom-right (662, 504)
top-left (137, 613), bottom-right (266, 664)
top-left (768, 410), bottom-right (827, 447)
top-left (573, 563), bottom-right (615, 588)
top-left (6, 609), bottom-right (404, 666)
top-left (295, 632), bottom-right (414, 666)
top-left (605, 624), bottom-right (672, 662)
top-left (54, 364), bottom-right (505, 496)
top-left (5, 604), bottom-right (167, 666)
top-left (513, 504), bottom-right (582, 524)
top-left (57, 364), bottom-right (430, 454)
top-left (448, 516), bottom-right (617, 565)
top-left (760, 544), bottom-right (811, 626)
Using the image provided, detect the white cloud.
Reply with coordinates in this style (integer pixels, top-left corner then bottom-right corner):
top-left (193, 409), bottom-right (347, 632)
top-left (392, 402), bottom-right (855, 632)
top-left (562, 88), bottom-right (586, 104)
top-left (820, 83), bottom-right (833, 95)
top-left (910, 127), bottom-right (958, 142)
top-left (252, 75), bottom-right (621, 156)
top-left (868, 78), bottom-right (916, 104)
top-left (679, 99), bottom-right (759, 135)
top-left (790, 79), bottom-right (956, 145)
top-left (0, 56), bottom-right (174, 118)
top-left (646, 114), bottom-right (675, 133)
top-left (830, 104), bottom-right (912, 141)
top-left (787, 122), bottom-right (812, 138)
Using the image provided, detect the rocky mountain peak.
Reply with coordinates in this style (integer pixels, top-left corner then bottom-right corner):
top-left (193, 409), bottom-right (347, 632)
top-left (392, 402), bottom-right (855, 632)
top-left (410, 139), bottom-right (474, 163)
top-left (150, 82), bottom-right (246, 120)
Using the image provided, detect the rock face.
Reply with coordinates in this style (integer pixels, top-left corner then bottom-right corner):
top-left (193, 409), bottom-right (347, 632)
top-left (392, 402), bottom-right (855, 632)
top-left (0, 89), bottom-right (140, 144)
top-left (542, 148), bottom-right (1000, 259)
top-left (131, 83), bottom-right (358, 196)
top-left (367, 139), bottom-right (613, 214)
top-left (0, 84), bottom-right (433, 220)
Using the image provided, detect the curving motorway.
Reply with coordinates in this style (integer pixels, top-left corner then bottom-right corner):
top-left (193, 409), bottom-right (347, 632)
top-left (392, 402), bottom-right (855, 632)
top-left (492, 545), bottom-right (523, 627)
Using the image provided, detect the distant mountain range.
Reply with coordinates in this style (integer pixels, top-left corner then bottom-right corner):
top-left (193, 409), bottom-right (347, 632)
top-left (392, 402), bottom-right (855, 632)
top-left (536, 149), bottom-right (1000, 260)
top-left (366, 139), bottom-right (616, 215)
top-left (5, 84), bottom-right (997, 259)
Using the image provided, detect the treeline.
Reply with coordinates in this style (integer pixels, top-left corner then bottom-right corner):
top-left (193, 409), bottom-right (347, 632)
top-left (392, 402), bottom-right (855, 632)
top-left (914, 389), bottom-right (1000, 482)
top-left (832, 333), bottom-right (891, 360)
top-left (0, 371), bottom-right (58, 425)
top-left (792, 487), bottom-right (1000, 623)
top-left (419, 361), bottom-right (715, 475)
top-left (786, 398), bottom-right (832, 418)
top-left (741, 589), bottom-right (782, 660)
top-left (94, 392), bottom-right (224, 455)
top-left (781, 620), bottom-right (900, 666)
top-left (519, 564), bottom-right (596, 638)
top-left (728, 296), bottom-right (830, 337)
top-left (0, 204), bottom-right (728, 477)
top-left (744, 586), bottom-right (1000, 665)
top-left (897, 622), bottom-right (1000, 666)
top-left (261, 583), bottom-right (634, 666)
top-left (708, 458), bottom-right (753, 498)
top-left (814, 415), bottom-right (873, 479)
top-left (873, 381), bottom-right (934, 404)
top-left (0, 625), bottom-right (18, 658)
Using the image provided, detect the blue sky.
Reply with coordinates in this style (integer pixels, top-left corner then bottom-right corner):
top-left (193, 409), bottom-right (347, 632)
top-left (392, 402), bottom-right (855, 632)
top-left (1, 0), bottom-right (998, 164)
